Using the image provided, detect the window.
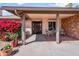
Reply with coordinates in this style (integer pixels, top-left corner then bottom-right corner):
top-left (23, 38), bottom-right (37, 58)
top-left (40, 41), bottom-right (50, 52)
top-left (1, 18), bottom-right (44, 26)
top-left (48, 22), bottom-right (56, 31)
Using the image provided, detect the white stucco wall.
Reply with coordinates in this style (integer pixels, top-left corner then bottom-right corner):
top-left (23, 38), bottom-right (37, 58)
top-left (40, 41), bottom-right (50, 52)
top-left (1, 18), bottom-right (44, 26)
top-left (42, 18), bottom-right (48, 34)
top-left (25, 20), bottom-right (32, 35)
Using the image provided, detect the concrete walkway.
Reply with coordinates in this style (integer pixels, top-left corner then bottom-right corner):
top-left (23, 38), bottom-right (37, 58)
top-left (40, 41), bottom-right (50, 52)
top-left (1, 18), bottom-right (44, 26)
top-left (13, 35), bottom-right (79, 56)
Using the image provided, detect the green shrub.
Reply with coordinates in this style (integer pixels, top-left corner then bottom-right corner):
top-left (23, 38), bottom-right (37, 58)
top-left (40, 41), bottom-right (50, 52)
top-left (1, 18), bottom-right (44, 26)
top-left (3, 44), bottom-right (11, 51)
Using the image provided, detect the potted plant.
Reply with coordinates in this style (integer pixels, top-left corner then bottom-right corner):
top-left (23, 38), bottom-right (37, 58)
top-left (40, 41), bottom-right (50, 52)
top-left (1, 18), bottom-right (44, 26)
top-left (10, 33), bottom-right (18, 47)
top-left (0, 44), bottom-right (12, 56)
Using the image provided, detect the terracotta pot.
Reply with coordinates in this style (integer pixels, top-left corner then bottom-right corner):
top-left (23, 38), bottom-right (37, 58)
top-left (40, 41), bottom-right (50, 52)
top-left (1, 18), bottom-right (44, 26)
top-left (0, 48), bottom-right (12, 56)
top-left (0, 51), bottom-right (7, 56)
top-left (10, 40), bottom-right (18, 47)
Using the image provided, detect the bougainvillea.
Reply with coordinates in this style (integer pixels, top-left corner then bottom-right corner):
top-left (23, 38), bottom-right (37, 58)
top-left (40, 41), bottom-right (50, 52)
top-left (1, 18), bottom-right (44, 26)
top-left (0, 19), bottom-right (21, 33)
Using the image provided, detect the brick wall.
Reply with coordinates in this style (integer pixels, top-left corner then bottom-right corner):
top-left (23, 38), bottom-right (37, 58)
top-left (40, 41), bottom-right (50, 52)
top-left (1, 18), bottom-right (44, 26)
top-left (62, 15), bottom-right (79, 39)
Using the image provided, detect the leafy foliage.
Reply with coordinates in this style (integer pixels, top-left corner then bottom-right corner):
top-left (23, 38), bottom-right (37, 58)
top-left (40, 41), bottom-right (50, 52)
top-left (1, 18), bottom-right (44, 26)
top-left (3, 44), bottom-right (11, 51)
top-left (6, 33), bottom-right (18, 41)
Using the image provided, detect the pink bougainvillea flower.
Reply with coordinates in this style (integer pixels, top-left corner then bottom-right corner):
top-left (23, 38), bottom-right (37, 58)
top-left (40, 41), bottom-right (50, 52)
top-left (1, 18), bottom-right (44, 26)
top-left (0, 19), bottom-right (21, 33)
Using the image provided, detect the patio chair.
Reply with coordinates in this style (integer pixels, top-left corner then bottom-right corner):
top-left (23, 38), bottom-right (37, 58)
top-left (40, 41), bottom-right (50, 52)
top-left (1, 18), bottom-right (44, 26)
top-left (60, 29), bottom-right (66, 36)
top-left (46, 29), bottom-right (56, 37)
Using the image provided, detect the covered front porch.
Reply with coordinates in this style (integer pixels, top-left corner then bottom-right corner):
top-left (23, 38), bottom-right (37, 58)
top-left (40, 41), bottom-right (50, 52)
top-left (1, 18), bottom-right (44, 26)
top-left (2, 7), bottom-right (79, 44)
top-left (25, 34), bottom-right (79, 44)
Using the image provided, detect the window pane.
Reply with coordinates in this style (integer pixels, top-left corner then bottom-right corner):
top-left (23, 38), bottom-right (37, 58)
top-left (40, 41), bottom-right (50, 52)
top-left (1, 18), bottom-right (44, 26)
top-left (48, 22), bottom-right (56, 31)
top-left (53, 22), bottom-right (56, 30)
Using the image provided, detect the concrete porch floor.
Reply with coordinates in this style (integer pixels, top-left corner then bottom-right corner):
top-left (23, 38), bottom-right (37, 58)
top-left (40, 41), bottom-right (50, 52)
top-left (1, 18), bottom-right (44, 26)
top-left (13, 34), bottom-right (79, 56)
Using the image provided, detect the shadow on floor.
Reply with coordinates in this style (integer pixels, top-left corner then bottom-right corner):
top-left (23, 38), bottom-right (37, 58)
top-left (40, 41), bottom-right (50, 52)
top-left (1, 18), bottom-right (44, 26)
top-left (35, 34), bottom-right (56, 41)
top-left (60, 35), bottom-right (79, 41)
top-left (25, 34), bottom-right (56, 45)
top-left (10, 49), bottom-right (19, 56)
top-left (25, 34), bottom-right (79, 45)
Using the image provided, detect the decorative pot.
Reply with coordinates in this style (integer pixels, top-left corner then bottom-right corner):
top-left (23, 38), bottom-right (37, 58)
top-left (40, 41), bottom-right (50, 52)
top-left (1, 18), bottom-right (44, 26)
top-left (0, 48), bottom-right (12, 56)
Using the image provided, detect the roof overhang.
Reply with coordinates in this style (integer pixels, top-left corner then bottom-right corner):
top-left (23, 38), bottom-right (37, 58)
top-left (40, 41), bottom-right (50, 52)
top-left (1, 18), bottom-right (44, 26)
top-left (2, 6), bottom-right (79, 14)
top-left (1, 6), bottom-right (79, 19)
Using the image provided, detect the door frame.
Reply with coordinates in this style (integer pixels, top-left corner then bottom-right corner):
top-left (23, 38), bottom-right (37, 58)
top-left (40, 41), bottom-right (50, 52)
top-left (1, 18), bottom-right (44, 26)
top-left (32, 21), bottom-right (42, 34)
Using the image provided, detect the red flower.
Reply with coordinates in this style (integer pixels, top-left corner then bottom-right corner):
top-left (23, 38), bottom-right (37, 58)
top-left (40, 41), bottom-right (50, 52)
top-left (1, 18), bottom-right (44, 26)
top-left (0, 19), bottom-right (21, 33)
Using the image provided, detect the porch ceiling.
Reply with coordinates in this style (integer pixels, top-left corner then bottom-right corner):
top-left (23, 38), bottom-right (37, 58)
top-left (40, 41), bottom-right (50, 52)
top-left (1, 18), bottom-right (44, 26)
top-left (27, 14), bottom-right (75, 19)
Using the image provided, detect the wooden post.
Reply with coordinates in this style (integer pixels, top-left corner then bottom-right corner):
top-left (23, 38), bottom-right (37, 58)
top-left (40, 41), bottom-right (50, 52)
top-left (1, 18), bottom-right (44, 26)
top-left (56, 13), bottom-right (60, 44)
top-left (21, 14), bottom-right (26, 45)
